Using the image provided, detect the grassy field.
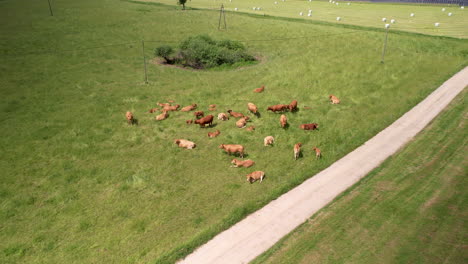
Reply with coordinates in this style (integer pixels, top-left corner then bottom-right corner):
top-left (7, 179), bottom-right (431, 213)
top-left (142, 0), bottom-right (468, 38)
top-left (0, 0), bottom-right (467, 263)
top-left (252, 90), bottom-right (467, 264)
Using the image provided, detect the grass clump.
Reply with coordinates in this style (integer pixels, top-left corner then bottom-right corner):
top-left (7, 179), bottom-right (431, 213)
top-left (156, 35), bottom-right (256, 69)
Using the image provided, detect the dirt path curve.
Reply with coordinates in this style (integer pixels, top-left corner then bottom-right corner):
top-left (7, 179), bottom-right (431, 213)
top-left (178, 67), bottom-right (468, 264)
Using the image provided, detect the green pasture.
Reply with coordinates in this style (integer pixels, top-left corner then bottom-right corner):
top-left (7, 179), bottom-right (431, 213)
top-left (253, 90), bottom-right (467, 264)
top-left (143, 0), bottom-right (468, 38)
top-left (0, 0), bottom-right (467, 263)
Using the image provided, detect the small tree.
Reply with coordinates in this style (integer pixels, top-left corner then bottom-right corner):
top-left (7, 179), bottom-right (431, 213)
top-left (178, 0), bottom-right (187, 10)
top-left (155, 45), bottom-right (174, 63)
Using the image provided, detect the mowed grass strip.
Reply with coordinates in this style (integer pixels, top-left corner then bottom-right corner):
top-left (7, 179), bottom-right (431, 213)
top-left (140, 0), bottom-right (468, 38)
top-left (0, 0), bottom-right (467, 263)
top-left (252, 90), bottom-right (467, 264)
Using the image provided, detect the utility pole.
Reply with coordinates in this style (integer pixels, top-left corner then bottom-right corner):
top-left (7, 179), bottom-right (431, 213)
top-left (218, 4), bottom-right (227, 30)
top-left (142, 40), bottom-right (148, 84)
top-left (381, 25), bottom-right (389, 63)
top-left (47, 0), bottom-right (54, 16)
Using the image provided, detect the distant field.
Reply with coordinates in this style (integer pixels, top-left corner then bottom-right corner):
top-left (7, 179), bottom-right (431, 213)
top-left (142, 0), bottom-right (468, 38)
top-left (0, 0), bottom-right (467, 263)
top-left (253, 90), bottom-right (467, 264)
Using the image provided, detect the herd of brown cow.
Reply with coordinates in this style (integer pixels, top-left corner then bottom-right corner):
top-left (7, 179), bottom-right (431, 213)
top-left (125, 87), bottom-right (340, 184)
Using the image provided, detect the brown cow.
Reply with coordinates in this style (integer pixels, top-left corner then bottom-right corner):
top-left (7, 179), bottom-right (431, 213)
top-left (219, 144), bottom-right (244, 158)
top-left (227, 110), bottom-right (244, 118)
top-left (264, 136), bottom-right (274, 146)
top-left (194, 111), bottom-right (204, 119)
top-left (246, 171), bottom-right (265, 183)
top-left (163, 104), bottom-right (180, 112)
top-left (247, 103), bottom-right (258, 115)
top-left (157, 102), bottom-right (170, 107)
top-left (208, 130), bottom-right (221, 138)
top-left (236, 116), bottom-right (250, 128)
top-left (299, 123), bottom-right (319, 130)
top-left (194, 115), bottom-right (214, 127)
top-left (180, 104), bottom-right (197, 112)
top-left (313, 147), bottom-right (322, 159)
top-left (156, 111), bottom-right (168, 121)
top-left (208, 104), bottom-right (217, 111)
top-left (174, 139), bottom-right (196, 149)
top-left (289, 100), bottom-right (298, 112)
top-left (231, 159), bottom-right (255, 168)
top-left (267, 104), bottom-right (289, 113)
top-left (254, 85), bottom-right (265, 93)
top-left (329, 95), bottom-right (340, 104)
top-left (126, 111), bottom-right (134, 125)
top-left (148, 108), bottom-right (159, 113)
top-left (294, 143), bottom-right (302, 160)
top-left (280, 114), bottom-right (287, 128)
top-left (246, 126), bottom-right (255, 131)
top-left (186, 120), bottom-right (193, 125)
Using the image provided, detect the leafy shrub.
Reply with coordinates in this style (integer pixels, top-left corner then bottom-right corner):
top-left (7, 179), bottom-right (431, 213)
top-left (155, 45), bottom-right (174, 63)
top-left (155, 35), bottom-right (256, 69)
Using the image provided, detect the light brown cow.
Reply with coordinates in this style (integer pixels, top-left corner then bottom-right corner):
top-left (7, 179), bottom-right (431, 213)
top-left (126, 111), bottom-right (134, 125)
top-left (246, 126), bottom-right (255, 131)
top-left (247, 103), bottom-right (258, 115)
top-left (294, 143), bottom-right (302, 160)
top-left (299, 123), bottom-right (319, 130)
top-left (174, 139), bottom-right (196, 149)
top-left (219, 144), bottom-right (244, 158)
top-left (280, 114), bottom-right (287, 128)
top-left (264, 136), bottom-right (274, 146)
top-left (227, 110), bottom-right (244, 118)
top-left (186, 119), bottom-right (193, 125)
top-left (163, 104), bottom-right (180, 112)
top-left (148, 108), bottom-right (159, 113)
top-left (313, 146), bottom-right (322, 159)
top-left (329, 95), bottom-right (340, 104)
top-left (157, 102), bottom-right (170, 107)
top-left (208, 130), bottom-right (221, 138)
top-left (156, 111), bottom-right (168, 121)
top-left (246, 171), bottom-right (265, 183)
top-left (180, 104), bottom-right (197, 112)
top-left (194, 111), bottom-right (204, 119)
top-left (231, 159), bottom-right (255, 168)
top-left (217, 113), bottom-right (229, 121)
top-left (254, 85), bottom-right (265, 93)
top-left (236, 116), bottom-right (250, 128)
top-left (209, 104), bottom-right (217, 111)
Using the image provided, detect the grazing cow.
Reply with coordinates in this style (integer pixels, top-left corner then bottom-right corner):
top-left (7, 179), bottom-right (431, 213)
top-left (181, 104), bottom-right (197, 112)
top-left (246, 171), bottom-right (265, 183)
top-left (194, 115), bottom-right (214, 127)
top-left (174, 139), bottom-right (196, 149)
top-left (186, 119), bottom-right (193, 125)
top-left (280, 114), bottom-right (287, 128)
top-left (156, 111), bottom-right (168, 121)
top-left (246, 126), bottom-right (255, 131)
top-left (231, 159), bottom-right (255, 168)
top-left (299, 123), bottom-right (319, 130)
top-left (208, 130), bottom-right (221, 138)
top-left (267, 104), bottom-right (289, 113)
top-left (289, 100), bottom-right (298, 112)
top-left (194, 111), bottom-right (204, 119)
top-left (264, 136), bottom-right (274, 146)
top-left (126, 111), bottom-right (135, 125)
top-left (217, 113), bottom-right (229, 121)
top-left (313, 147), bottom-right (322, 159)
top-left (219, 144), bottom-right (244, 158)
top-left (236, 116), bottom-right (250, 128)
top-left (294, 143), bottom-right (302, 160)
top-left (247, 103), bottom-right (258, 115)
top-left (329, 95), bottom-right (340, 104)
top-left (168, 99), bottom-right (175, 103)
top-left (163, 104), bottom-right (180, 112)
top-left (254, 85), bottom-right (265, 93)
top-left (208, 104), bottom-right (217, 111)
top-left (227, 110), bottom-right (244, 118)
top-left (148, 108), bottom-right (159, 113)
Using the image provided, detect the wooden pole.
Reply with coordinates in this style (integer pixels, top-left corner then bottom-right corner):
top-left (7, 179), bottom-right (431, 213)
top-left (142, 40), bottom-right (148, 84)
top-left (381, 28), bottom-right (389, 63)
top-left (47, 0), bottom-right (54, 16)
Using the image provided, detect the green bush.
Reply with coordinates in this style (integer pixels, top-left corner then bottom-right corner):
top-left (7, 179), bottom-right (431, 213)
top-left (155, 35), bottom-right (255, 69)
top-left (155, 45), bottom-right (174, 63)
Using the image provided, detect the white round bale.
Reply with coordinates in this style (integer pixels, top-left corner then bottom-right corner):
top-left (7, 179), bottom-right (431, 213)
top-left (252, 7), bottom-right (256, 10)
top-left (234, 7), bottom-right (238, 11)
top-left (448, 12), bottom-right (452, 16)
top-left (382, 17), bottom-right (387, 22)
top-left (435, 22), bottom-right (440, 27)
top-left (410, 13), bottom-right (415, 17)
top-left (385, 23), bottom-right (390, 29)
top-left (299, 12), bottom-right (303, 16)
top-left (307, 13), bottom-right (311, 17)
top-left (347, 2), bottom-right (350, 5)
top-left (390, 19), bottom-right (396, 23)
top-left (442, 8), bottom-right (446, 11)
top-left (336, 16), bottom-right (341, 21)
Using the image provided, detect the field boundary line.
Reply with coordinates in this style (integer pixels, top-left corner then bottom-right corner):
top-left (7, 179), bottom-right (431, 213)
top-left (177, 67), bottom-right (468, 264)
